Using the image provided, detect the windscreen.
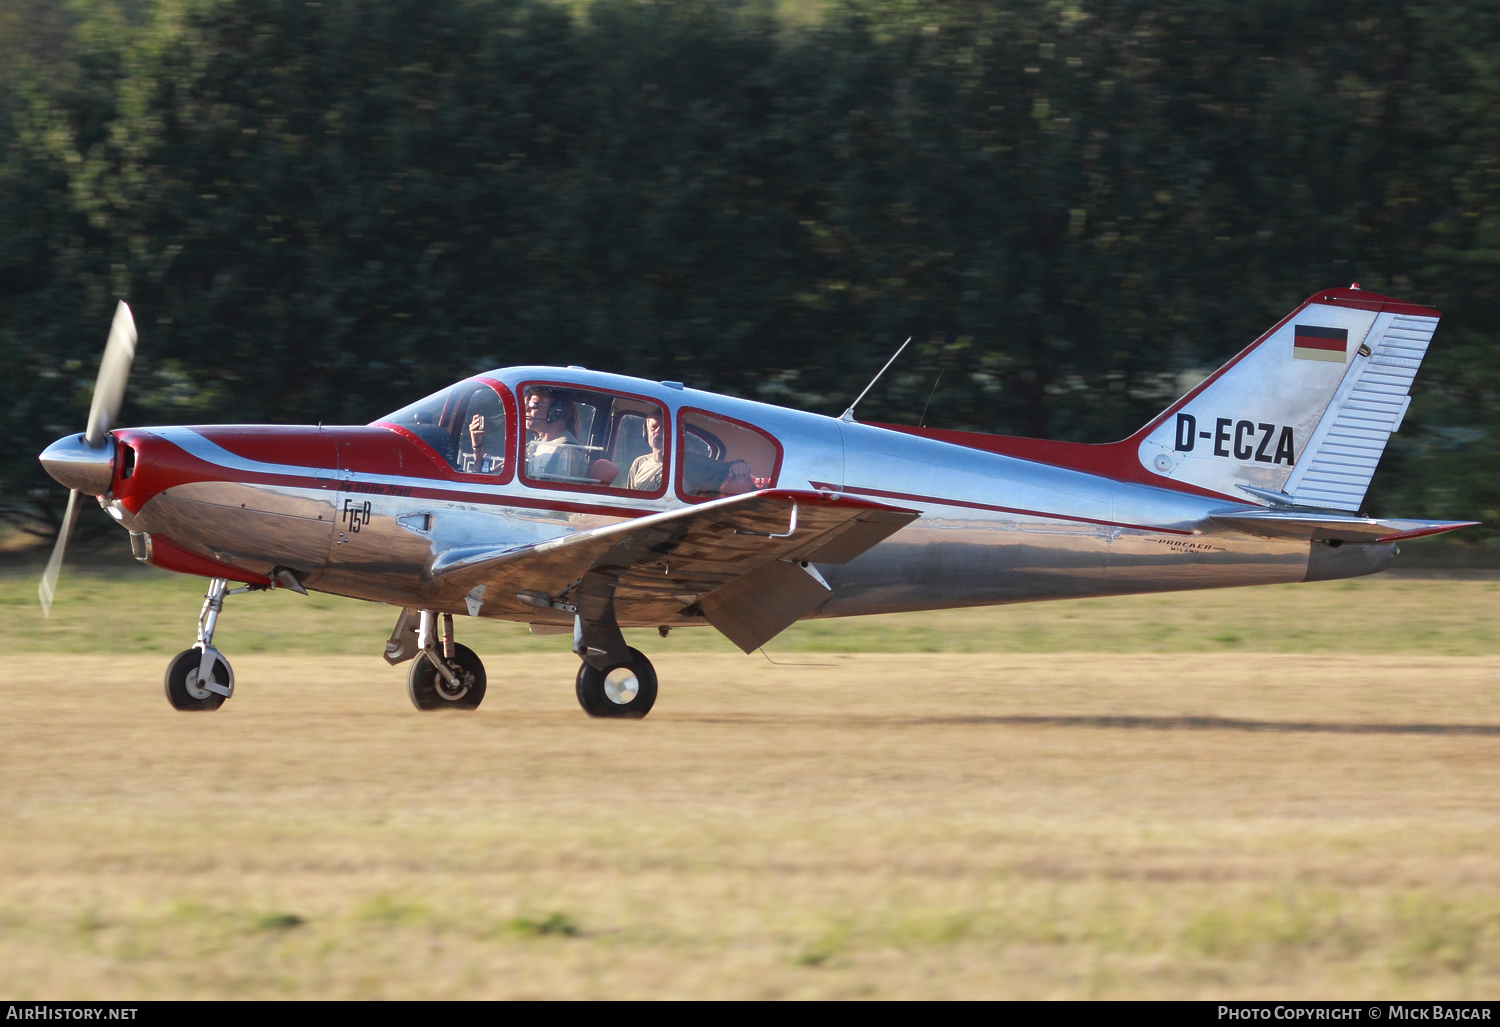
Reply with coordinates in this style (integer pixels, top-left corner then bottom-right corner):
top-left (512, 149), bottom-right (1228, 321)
top-left (380, 380), bottom-right (507, 476)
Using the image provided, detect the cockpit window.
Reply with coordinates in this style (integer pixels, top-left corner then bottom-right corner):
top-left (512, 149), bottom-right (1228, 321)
top-left (379, 379), bottom-right (510, 478)
top-left (677, 408), bottom-right (781, 502)
top-left (518, 383), bottom-right (669, 496)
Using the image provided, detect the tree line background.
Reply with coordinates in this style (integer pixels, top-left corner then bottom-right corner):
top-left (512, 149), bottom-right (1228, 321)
top-left (1, 0), bottom-right (1496, 549)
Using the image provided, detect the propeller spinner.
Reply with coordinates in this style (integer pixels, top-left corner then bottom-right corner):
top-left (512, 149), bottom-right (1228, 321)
top-left (37, 301), bottom-right (138, 617)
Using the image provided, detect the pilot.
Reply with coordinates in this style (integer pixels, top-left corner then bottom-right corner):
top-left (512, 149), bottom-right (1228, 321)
top-left (524, 386), bottom-right (585, 479)
top-left (624, 411), bottom-right (665, 491)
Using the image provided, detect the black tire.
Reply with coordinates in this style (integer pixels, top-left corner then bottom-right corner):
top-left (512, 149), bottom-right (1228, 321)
top-left (408, 643), bottom-right (486, 710)
top-left (575, 647), bottom-right (657, 719)
top-left (164, 648), bottom-right (228, 711)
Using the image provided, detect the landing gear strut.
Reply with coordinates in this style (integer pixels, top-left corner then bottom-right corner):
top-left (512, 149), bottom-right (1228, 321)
top-left (164, 576), bottom-right (244, 711)
top-left (407, 610), bottom-right (487, 710)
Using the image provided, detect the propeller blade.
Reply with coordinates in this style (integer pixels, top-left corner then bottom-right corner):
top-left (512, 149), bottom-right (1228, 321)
top-left (84, 301), bottom-right (137, 448)
top-left (38, 488), bottom-right (81, 619)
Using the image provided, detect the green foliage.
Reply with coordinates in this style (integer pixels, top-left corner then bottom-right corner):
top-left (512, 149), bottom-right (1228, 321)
top-left (2, 0), bottom-right (1497, 538)
top-left (507, 911), bottom-right (581, 937)
top-left (253, 912), bottom-right (306, 931)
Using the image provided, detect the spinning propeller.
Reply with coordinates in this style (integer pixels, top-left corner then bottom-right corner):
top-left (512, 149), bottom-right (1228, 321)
top-left (38, 301), bottom-right (137, 617)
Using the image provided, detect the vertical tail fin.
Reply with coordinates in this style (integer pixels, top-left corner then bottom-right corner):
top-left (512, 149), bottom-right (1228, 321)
top-left (1135, 288), bottom-right (1440, 511)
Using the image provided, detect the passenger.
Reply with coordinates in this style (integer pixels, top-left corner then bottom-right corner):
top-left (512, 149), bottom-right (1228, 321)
top-left (624, 412), bottom-right (665, 491)
top-left (524, 386), bottom-right (585, 480)
top-left (464, 412), bottom-right (505, 474)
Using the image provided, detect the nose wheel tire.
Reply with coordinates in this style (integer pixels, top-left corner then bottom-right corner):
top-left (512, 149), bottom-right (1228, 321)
top-left (164, 648), bottom-right (229, 711)
top-left (408, 643), bottom-right (487, 710)
top-left (576, 647), bottom-right (657, 719)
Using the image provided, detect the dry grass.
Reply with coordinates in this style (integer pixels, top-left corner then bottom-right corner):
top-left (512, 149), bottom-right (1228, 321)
top-left (3, 634), bottom-right (1500, 997)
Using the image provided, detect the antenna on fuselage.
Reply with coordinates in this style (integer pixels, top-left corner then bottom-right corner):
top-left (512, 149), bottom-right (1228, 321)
top-left (840, 337), bottom-right (912, 423)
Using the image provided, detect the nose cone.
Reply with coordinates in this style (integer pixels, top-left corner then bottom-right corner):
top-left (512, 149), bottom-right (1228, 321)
top-left (40, 433), bottom-right (115, 495)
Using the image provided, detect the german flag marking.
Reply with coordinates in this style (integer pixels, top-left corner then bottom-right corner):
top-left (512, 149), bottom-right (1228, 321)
top-left (1293, 324), bottom-right (1348, 362)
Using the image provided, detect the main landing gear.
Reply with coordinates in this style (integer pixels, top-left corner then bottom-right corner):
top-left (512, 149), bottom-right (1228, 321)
top-left (405, 611), bottom-right (487, 711)
top-left (575, 647), bottom-right (657, 719)
top-left (566, 591), bottom-right (661, 718)
top-left (164, 576), bottom-right (247, 711)
top-left (387, 605), bottom-right (658, 718)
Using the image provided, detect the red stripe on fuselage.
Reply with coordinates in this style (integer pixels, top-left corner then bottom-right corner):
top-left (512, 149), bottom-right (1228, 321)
top-left (809, 481), bottom-right (1196, 536)
top-left (188, 425), bottom-right (338, 467)
top-left (112, 428), bottom-right (330, 515)
top-left (866, 424), bottom-right (1241, 504)
top-left (120, 426), bottom-right (1194, 537)
top-left (119, 425), bottom-right (927, 536)
top-left (112, 426), bottom-right (671, 521)
top-left (147, 533), bottom-right (272, 585)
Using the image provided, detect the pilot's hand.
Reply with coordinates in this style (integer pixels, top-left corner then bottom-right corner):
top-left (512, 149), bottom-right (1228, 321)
top-left (468, 414), bottom-right (485, 450)
top-left (726, 459), bottom-right (751, 482)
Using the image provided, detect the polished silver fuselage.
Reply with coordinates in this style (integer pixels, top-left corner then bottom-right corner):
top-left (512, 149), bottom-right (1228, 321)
top-left (106, 366), bottom-right (1385, 627)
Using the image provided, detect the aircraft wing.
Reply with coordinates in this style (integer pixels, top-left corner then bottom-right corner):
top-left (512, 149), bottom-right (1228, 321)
top-left (430, 490), bottom-right (920, 652)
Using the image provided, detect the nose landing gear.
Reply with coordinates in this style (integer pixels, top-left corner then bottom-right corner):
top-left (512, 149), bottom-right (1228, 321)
top-left (406, 611), bottom-right (487, 711)
top-left (163, 576), bottom-right (249, 711)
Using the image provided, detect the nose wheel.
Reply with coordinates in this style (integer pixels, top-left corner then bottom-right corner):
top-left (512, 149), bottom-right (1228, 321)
top-left (407, 642), bottom-right (487, 710)
top-left (576, 647), bottom-right (657, 718)
top-left (164, 647), bottom-right (231, 711)
top-left (163, 576), bottom-right (246, 711)
top-left (404, 611), bottom-right (488, 710)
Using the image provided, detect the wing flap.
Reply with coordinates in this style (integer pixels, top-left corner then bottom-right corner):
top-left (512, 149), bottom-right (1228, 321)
top-left (428, 490), bottom-right (919, 641)
top-left (699, 559), bottom-right (833, 653)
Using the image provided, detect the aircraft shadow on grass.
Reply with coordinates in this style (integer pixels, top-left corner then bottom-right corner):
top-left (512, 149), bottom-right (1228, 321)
top-left (905, 715), bottom-right (1500, 735)
top-left (681, 714), bottom-right (1500, 735)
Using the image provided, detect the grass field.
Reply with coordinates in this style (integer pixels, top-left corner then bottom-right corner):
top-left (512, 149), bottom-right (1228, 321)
top-left (18, 562), bottom-right (1500, 656)
top-left (3, 566), bottom-right (1499, 998)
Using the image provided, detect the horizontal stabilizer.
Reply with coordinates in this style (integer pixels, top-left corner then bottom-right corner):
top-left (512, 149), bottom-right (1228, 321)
top-left (1212, 509), bottom-right (1478, 543)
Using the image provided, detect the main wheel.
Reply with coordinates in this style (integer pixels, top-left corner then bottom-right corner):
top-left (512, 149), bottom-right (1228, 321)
top-left (575, 647), bottom-right (657, 719)
top-left (408, 643), bottom-right (486, 710)
top-left (164, 648), bottom-right (229, 711)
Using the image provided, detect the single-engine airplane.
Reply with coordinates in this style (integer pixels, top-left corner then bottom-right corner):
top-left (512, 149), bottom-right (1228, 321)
top-left (38, 287), bottom-right (1477, 716)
